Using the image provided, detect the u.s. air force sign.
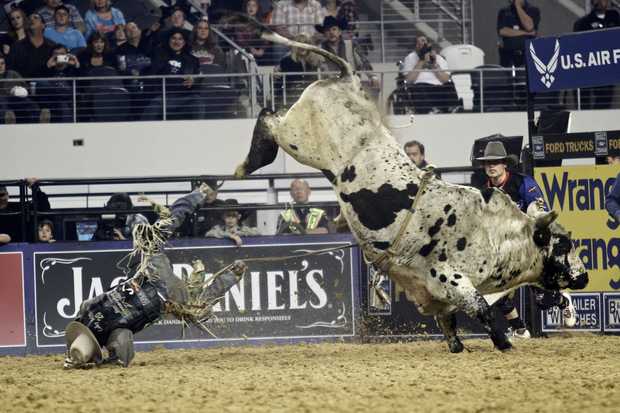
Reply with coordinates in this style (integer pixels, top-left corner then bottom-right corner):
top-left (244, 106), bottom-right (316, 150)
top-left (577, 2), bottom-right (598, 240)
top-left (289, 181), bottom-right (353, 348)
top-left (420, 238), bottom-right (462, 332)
top-left (526, 28), bottom-right (620, 93)
top-left (33, 241), bottom-right (356, 347)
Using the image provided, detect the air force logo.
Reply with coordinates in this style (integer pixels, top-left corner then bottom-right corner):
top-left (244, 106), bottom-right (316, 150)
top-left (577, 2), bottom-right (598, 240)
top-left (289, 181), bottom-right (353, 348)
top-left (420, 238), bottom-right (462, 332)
top-left (529, 40), bottom-right (560, 88)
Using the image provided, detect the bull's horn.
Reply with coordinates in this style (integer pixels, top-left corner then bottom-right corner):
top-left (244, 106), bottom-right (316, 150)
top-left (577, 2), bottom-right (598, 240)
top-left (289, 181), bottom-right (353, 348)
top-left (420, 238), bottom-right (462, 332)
top-left (535, 210), bottom-right (558, 228)
top-left (226, 13), bottom-right (353, 79)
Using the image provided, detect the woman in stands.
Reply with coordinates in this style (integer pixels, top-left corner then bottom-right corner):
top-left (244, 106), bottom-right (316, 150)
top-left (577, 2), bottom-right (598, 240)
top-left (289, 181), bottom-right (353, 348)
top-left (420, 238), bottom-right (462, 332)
top-left (84, 0), bottom-right (126, 41)
top-left (233, 0), bottom-right (268, 64)
top-left (78, 33), bottom-right (123, 122)
top-left (79, 32), bottom-right (116, 74)
top-left (1, 7), bottom-right (29, 56)
top-left (275, 33), bottom-right (324, 107)
top-left (190, 17), bottom-right (226, 73)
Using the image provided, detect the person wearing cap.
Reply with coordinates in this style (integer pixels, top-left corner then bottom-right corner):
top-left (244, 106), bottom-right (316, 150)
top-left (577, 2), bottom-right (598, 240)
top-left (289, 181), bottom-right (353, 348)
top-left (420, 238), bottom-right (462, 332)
top-left (43, 5), bottom-right (86, 52)
top-left (475, 141), bottom-right (577, 337)
top-left (0, 179), bottom-right (50, 242)
top-left (64, 183), bottom-right (248, 368)
top-left (317, 15), bottom-right (378, 89)
top-left (206, 199), bottom-right (261, 246)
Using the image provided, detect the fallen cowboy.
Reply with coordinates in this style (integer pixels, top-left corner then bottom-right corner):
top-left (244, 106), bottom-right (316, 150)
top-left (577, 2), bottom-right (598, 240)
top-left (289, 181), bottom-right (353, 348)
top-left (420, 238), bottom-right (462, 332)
top-left (234, 16), bottom-right (588, 353)
top-left (64, 184), bottom-right (247, 368)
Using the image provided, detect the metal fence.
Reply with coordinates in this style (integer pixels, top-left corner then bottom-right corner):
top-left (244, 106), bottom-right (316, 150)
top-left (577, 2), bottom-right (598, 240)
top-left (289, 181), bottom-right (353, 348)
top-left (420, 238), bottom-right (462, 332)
top-left (2, 67), bottom-right (617, 124)
top-left (207, 0), bottom-right (473, 65)
top-left (0, 168), bottom-right (477, 241)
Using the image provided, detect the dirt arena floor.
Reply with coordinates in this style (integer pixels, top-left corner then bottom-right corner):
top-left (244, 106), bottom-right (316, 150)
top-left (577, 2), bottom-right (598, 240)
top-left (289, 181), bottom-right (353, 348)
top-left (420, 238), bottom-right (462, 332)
top-left (1, 335), bottom-right (619, 413)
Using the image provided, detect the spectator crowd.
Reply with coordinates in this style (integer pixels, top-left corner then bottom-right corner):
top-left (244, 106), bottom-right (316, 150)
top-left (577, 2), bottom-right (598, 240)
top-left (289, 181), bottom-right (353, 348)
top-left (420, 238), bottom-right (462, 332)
top-left (1, 0), bottom-right (619, 123)
top-left (0, 0), bottom-right (367, 123)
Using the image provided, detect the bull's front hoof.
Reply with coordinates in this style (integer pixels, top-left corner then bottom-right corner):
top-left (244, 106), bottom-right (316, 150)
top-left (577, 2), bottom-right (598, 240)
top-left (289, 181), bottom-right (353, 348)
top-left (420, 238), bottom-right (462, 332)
top-left (447, 337), bottom-right (464, 353)
top-left (495, 338), bottom-right (513, 352)
top-left (233, 163), bottom-right (247, 178)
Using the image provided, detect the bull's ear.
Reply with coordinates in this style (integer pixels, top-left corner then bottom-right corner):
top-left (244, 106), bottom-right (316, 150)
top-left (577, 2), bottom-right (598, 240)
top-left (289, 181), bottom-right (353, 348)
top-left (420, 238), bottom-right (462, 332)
top-left (535, 210), bottom-right (558, 229)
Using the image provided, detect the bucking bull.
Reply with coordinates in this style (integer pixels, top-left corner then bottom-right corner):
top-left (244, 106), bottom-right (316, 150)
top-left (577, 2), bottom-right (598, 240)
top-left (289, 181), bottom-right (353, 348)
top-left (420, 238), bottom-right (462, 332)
top-left (233, 18), bottom-right (588, 352)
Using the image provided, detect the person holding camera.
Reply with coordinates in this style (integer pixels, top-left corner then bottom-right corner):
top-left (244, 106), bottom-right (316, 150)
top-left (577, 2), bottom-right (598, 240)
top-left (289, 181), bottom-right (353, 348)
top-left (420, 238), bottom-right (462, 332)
top-left (94, 193), bottom-right (149, 241)
top-left (39, 43), bottom-right (80, 122)
top-left (401, 34), bottom-right (459, 114)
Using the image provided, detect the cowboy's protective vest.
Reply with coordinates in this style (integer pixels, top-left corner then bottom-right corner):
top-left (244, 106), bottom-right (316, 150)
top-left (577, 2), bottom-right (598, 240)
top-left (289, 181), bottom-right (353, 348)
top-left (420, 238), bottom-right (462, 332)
top-left (280, 207), bottom-right (325, 233)
top-left (75, 278), bottom-right (165, 346)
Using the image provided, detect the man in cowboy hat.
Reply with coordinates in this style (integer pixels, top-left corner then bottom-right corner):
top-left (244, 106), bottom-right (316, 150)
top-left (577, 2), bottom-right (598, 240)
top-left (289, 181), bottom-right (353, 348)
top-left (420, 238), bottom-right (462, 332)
top-left (64, 183), bottom-right (248, 369)
top-left (475, 140), bottom-right (577, 338)
top-left (316, 15), bottom-right (378, 88)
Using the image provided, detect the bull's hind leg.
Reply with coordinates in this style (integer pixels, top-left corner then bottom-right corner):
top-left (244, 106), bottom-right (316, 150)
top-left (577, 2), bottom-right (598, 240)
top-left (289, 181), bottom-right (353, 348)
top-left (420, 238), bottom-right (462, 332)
top-left (435, 312), bottom-right (464, 353)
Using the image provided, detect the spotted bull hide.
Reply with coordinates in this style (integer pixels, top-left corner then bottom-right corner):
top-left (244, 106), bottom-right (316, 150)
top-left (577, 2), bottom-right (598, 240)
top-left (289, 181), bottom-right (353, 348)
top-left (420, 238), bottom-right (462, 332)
top-left (233, 17), bottom-right (588, 353)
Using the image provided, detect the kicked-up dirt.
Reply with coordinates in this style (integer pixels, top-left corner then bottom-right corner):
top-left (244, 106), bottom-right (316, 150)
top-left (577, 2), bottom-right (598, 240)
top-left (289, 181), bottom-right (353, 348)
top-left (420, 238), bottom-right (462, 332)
top-left (0, 335), bottom-right (618, 413)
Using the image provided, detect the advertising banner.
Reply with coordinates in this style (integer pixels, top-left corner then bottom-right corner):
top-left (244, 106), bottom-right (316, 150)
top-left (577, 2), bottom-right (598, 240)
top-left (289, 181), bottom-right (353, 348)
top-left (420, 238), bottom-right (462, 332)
top-left (531, 130), bottom-right (620, 161)
top-left (362, 264), bottom-right (523, 338)
top-left (541, 293), bottom-right (601, 332)
top-left (603, 293), bottom-right (620, 332)
top-left (534, 165), bottom-right (620, 292)
top-left (0, 252), bottom-right (26, 347)
top-left (526, 28), bottom-right (620, 93)
top-left (33, 241), bottom-right (356, 347)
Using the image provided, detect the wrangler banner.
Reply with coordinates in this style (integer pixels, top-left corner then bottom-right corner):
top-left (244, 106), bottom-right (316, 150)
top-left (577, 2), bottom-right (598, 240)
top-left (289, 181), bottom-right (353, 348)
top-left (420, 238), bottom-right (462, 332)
top-left (33, 240), bottom-right (357, 348)
top-left (535, 165), bottom-right (620, 292)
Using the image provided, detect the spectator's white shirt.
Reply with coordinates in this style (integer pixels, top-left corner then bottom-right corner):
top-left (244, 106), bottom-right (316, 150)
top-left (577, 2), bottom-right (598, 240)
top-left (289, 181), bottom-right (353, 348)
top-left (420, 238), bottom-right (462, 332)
top-left (402, 51), bottom-right (449, 86)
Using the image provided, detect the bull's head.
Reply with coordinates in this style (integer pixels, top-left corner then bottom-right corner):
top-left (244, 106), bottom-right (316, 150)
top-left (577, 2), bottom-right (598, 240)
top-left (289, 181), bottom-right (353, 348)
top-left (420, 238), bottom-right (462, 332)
top-left (234, 108), bottom-right (281, 177)
top-left (533, 211), bottom-right (588, 291)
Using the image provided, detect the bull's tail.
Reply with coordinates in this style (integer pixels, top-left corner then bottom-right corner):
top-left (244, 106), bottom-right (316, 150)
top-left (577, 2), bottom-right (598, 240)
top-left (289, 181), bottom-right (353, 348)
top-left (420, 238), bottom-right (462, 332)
top-left (226, 13), bottom-right (353, 79)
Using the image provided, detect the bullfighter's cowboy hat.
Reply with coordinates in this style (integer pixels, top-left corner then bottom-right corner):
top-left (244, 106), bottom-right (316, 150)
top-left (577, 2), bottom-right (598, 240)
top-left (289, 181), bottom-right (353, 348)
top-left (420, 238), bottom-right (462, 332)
top-left (65, 321), bottom-right (102, 366)
top-left (476, 141), bottom-right (519, 167)
top-left (476, 141), bottom-right (509, 161)
top-left (315, 16), bottom-right (348, 33)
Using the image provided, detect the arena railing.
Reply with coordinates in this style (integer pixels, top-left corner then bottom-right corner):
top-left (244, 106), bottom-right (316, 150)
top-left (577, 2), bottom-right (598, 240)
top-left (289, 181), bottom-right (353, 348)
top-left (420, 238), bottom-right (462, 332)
top-left (10, 168), bottom-right (477, 241)
top-left (3, 66), bottom-right (612, 125)
top-left (0, 179), bottom-right (29, 241)
top-left (214, 18), bottom-right (471, 66)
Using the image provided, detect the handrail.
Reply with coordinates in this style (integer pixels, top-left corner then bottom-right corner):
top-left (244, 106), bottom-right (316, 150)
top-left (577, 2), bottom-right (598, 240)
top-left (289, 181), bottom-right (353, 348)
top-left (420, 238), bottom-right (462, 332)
top-left (7, 168), bottom-right (479, 240)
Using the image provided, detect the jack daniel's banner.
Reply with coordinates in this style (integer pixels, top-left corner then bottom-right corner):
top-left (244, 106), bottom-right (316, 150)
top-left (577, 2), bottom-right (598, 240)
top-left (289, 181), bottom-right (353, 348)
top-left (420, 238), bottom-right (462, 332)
top-left (526, 28), bottom-right (620, 93)
top-left (33, 241), bottom-right (356, 347)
